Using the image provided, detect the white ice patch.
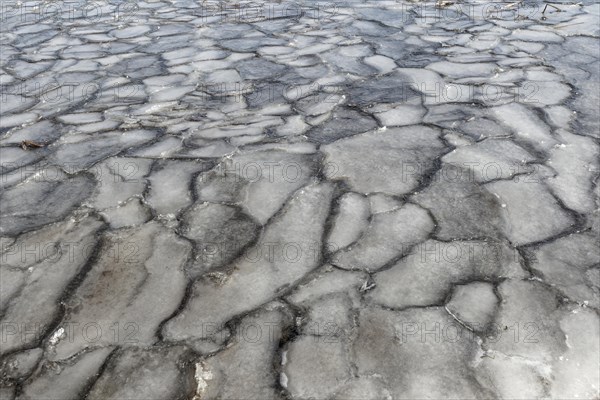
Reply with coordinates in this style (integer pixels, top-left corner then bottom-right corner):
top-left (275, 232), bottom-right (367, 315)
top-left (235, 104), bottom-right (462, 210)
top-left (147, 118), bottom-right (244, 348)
top-left (193, 362), bottom-right (213, 400)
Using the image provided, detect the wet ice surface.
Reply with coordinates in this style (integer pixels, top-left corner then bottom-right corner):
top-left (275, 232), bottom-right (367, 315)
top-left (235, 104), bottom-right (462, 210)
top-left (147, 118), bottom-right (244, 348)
top-left (0, 0), bottom-right (599, 398)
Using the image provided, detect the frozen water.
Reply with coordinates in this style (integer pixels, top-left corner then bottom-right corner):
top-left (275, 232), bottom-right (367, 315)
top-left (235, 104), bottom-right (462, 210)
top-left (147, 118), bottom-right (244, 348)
top-left (162, 183), bottom-right (333, 341)
top-left (327, 192), bottom-right (371, 250)
top-left (485, 280), bottom-right (566, 362)
top-left (332, 204), bottom-right (434, 271)
top-left (196, 304), bottom-right (291, 399)
top-left (20, 348), bottom-right (112, 400)
top-left (284, 336), bottom-right (352, 398)
top-left (369, 239), bottom-right (525, 309)
top-left (0, 174), bottom-right (96, 236)
top-left (412, 168), bottom-right (505, 240)
top-left (354, 307), bottom-right (488, 398)
top-left (307, 107), bottom-right (378, 144)
top-left (374, 105), bottom-right (426, 127)
top-left (146, 160), bottom-right (212, 216)
top-left (322, 126), bottom-right (445, 195)
top-left (86, 347), bottom-right (195, 399)
top-left (486, 180), bottom-right (576, 245)
top-left (442, 139), bottom-right (536, 182)
top-left (446, 282), bottom-right (499, 330)
top-left (490, 103), bottom-right (558, 152)
top-left (531, 234), bottom-right (600, 308)
top-left (0, 217), bottom-right (102, 354)
top-left (180, 202), bottom-right (259, 276)
top-left (546, 130), bottom-right (599, 213)
top-left (1, 0), bottom-right (598, 398)
top-left (52, 222), bottom-right (191, 360)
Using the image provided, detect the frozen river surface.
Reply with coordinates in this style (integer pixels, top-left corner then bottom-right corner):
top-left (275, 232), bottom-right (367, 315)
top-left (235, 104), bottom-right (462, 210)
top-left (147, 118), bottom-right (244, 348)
top-left (1, 0), bottom-right (599, 398)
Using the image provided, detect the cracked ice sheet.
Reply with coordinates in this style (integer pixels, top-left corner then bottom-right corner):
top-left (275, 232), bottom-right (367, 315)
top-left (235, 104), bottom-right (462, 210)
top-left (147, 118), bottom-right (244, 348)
top-left (0, 0), bottom-right (599, 399)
